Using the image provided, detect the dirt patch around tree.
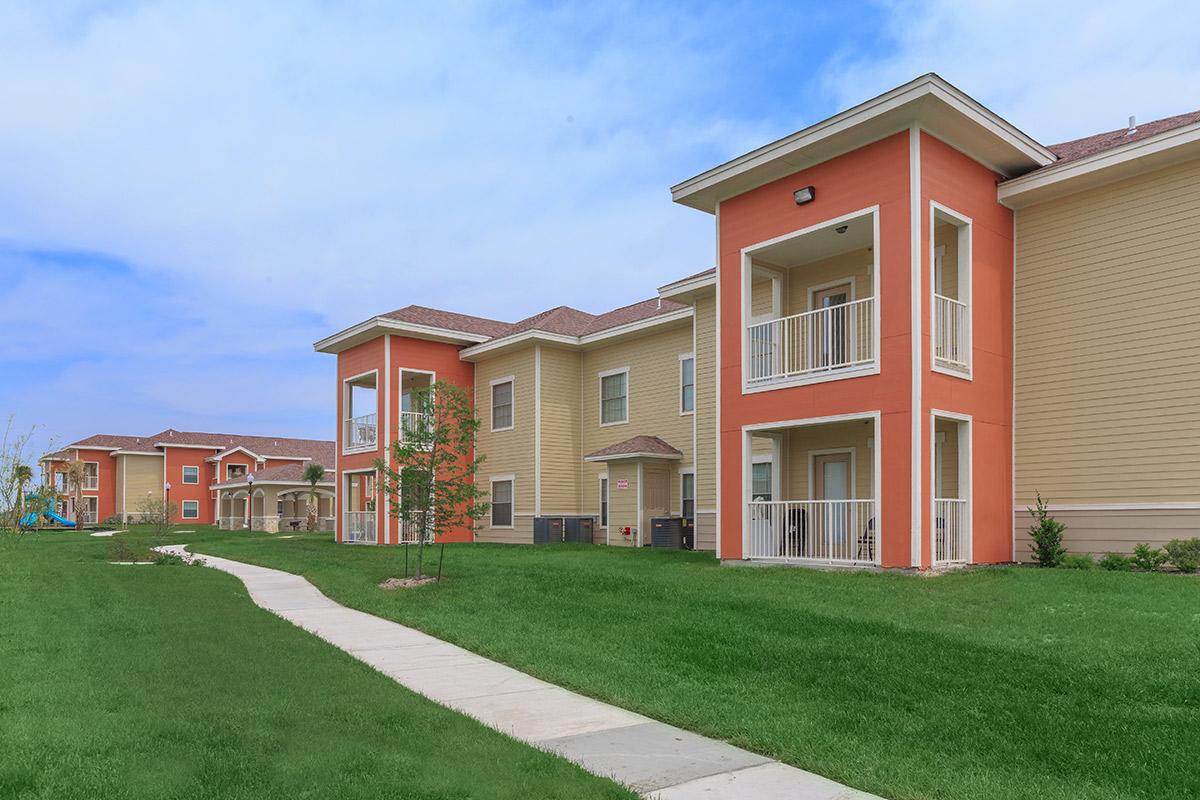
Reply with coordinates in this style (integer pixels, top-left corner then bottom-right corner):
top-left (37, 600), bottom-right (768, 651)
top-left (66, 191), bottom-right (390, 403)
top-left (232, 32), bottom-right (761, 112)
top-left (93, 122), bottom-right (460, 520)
top-left (378, 576), bottom-right (440, 589)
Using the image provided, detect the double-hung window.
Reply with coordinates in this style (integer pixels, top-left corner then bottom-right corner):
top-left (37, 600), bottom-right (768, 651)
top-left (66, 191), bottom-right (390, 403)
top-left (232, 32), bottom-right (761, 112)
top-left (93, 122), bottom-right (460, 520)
top-left (600, 369), bottom-right (628, 425)
top-left (181, 500), bottom-right (199, 519)
top-left (599, 476), bottom-right (609, 527)
top-left (679, 355), bottom-right (695, 413)
top-left (182, 465), bottom-right (199, 485)
top-left (681, 472), bottom-right (695, 519)
top-left (491, 378), bottom-right (514, 431)
top-left (491, 478), bottom-right (513, 527)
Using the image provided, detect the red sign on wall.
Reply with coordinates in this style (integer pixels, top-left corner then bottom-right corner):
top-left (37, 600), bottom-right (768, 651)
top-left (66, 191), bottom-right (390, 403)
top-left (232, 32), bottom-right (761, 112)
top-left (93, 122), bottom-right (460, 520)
top-left (616, 479), bottom-right (629, 490)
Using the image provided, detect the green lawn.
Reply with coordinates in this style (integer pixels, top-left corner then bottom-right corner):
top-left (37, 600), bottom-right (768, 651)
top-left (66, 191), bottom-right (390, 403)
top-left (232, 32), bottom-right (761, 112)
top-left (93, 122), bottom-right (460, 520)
top-left (184, 531), bottom-right (1200, 800)
top-left (0, 528), bottom-right (633, 800)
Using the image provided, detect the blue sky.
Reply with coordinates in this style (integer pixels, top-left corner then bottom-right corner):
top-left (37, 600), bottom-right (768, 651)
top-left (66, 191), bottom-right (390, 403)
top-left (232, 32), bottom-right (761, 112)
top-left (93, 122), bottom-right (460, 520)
top-left (3, 0), bottom-right (1199, 461)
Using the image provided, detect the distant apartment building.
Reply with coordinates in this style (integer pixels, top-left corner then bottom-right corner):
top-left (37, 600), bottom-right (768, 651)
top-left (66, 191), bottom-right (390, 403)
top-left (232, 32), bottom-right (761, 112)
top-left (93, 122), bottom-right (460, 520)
top-left (41, 429), bottom-right (334, 529)
top-left (318, 73), bottom-right (1200, 566)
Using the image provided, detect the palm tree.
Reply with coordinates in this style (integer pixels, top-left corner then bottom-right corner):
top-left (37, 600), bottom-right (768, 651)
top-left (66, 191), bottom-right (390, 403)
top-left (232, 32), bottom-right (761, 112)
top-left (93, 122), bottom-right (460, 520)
top-left (302, 463), bottom-right (326, 532)
top-left (63, 460), bottom-right (87, 526)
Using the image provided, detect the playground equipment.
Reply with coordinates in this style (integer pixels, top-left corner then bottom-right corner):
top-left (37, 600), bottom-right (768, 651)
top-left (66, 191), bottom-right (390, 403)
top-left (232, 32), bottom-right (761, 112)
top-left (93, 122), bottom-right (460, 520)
top-left (18, 495), bottom-right (76, 529)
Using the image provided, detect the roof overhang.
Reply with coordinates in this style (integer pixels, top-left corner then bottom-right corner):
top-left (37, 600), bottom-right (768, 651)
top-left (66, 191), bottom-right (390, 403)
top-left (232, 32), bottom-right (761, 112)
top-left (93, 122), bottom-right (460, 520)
top-left (155, 442), bottom-right (219, 450)
top-left (998, 121), bottom-right (1200, 209)
top-left (314, 316), bottom-right (491, 354)
top-left (458, 307), bottom-right (693, 361)
top-left (583, 451), bottom-right (683, 463)
top-left (214, 479), bottom-right (334, 490)
top-left (671, 73), bottom-right (1055, 213)
top-left (207, 446), bottom-right (264, 462)
top-left (111, 450), bottom-right (164, 457)
top-left (658, 270), bottom-right (716, 303)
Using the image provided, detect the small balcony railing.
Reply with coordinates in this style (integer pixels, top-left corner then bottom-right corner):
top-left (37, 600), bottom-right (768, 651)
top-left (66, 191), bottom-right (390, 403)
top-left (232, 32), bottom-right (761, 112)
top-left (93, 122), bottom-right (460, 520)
top-left (77, 510), bottom-right (98, 525)
top-left (399, 410), bottom-right (432, 442)
top-left (746, 499), bottom-right (877, 565)
top-left (344, 414), bottom-right (378, 452)
top-left (933, 294), bottom-right (968, 371)
top-left (400, 515), bottom-right (435, 544)
top-left (934, 498), bottom-right (969, 564)
top-left (83, 476), bottom-right (99, 491)
top-left (747, 297), bottom-right (874, 383)
top-left (343, 511), bottom-right (376, 544)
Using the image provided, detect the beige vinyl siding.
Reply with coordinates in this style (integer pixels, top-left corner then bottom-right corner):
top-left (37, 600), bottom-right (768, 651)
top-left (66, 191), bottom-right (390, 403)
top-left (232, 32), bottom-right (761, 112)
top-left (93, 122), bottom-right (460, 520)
top-left (693, 511), bottom-right (717, 551)
top-left (750, 276), bottom-right (774, 317)
top-left (778, 420), bottom-right (874, 501)
top-left (607, 462), bottom-right (639, 546)
top-left (693, 293), bottom-right (717, 517)
top-left (474, 347), bottom-right (536, 542)
top-left (579, 319), bottom-right (694, 543)
top-left (120, 454), bottom-right (164, 517)
top-left (934, 221), bottom-right (960, 299)
top-left (784, 247), bottom-right (873, 316)
top-left (935, 417), bottom-right (960, 498)
top-left (1014, 156), bottom-right (1200, 505)
top-left (538, 345), bottom-right (582, 514)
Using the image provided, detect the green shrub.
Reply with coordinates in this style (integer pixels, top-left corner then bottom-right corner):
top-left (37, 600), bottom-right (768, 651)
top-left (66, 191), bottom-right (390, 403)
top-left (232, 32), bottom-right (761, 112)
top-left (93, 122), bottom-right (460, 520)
top-left (1097, 552), bottom-right (1133, 571)
top-left (1131, 543), bottom-right (1168, 572)
top-left (1060, 553), bottom-right (1095, 570)
top-left (152, 551), bottom-right (187, 566)
top-left (1164, 538), bottom-right (1200, 573)
top-left (1027, 493), bottom-right (1066, 568)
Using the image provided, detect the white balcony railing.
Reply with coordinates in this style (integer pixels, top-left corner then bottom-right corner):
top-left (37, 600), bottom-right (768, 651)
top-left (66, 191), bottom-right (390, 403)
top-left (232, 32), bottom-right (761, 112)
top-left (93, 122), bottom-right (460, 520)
top-left (746, 499), bottom-right (877, 565)
top-left (78, 510), bottom-right (98, 525)
top-left (399, 410), bottom-right (431, 442)
top-left (934, 498), bottom-right (969, 565)
top-left (83, 476), bottom-right (99, 491)
top-left (343, 511), bottom-right (377, 544)
top-left (933, 294), bottom-right (968, 370)
top-left (344, 413), bottom-right (378, 451)
top-left (747, 297), bottom-right (874, 383)
top-left (400, 515), bottom-right (435, 544)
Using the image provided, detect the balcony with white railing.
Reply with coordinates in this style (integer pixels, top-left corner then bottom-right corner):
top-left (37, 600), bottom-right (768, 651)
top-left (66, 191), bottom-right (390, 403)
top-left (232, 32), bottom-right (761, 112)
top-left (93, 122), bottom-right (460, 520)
top-left (77, 510), bottom-right (98, 525)
top-left (400, 516), bottom-right (435, 544)
top-left (399, 410), bottom-right (433, 443)
top-left (83, 475), bottom-right (99, 491)
top-left (343, 511), bottom-right (377, 544)
top-left (933, 294), bottom-right (969, 373)
top-left (746, 499), bottom-right (878, 565)
top-left (934, 498), bottom-right (968, 565)
top-left (343, 413), bottom-right (378, 453)
top-left (747, 297), bottom-right (875, 384)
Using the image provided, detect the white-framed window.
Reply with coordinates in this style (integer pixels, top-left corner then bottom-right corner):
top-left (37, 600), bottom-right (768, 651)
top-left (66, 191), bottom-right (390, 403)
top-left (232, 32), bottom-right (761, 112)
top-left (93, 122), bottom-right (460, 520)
top-left (82, 461), bottom-right (100, 491)
top-left (226, 463), bottom-right (247, 480)
top-left (491, 377), bottom-right (514, 432)
top-left (930, 201), bottom-right (973, 377)
top-left (599, 367), bottom-right (629, 426)
top-left (681, 471), bottom-right (695, 519)
top-left (751, 461), bottom-right (773, 502)
top-left (679, 354), bottom-right (695, 414)
top-left (599, 475), bottom-right (609, 527)
top-left (277, 499), bottom-right (285, 516)
top-left (490, 476), bottom-right (513, 528)
top-left (181, 500), bottom-right (199, 519)
top-left (182, 465), bottom-right (199, 484)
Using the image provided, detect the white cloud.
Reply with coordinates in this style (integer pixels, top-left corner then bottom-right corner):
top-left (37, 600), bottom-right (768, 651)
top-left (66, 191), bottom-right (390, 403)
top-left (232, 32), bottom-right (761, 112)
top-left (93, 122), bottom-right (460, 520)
top-left (822, 0), bottom-right (1200, 144)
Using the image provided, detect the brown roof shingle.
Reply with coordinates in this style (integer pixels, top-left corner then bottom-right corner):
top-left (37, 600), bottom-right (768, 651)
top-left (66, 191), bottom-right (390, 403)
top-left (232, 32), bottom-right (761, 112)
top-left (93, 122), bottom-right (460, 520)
top-left (382, 305), bottom-right (512, 339)
top-left (585, 435), bottom-right (683, 461)
top-left (213, 462), bottom-right (334, 488)
top-left (1044, 110), bottom-right (1200, 166)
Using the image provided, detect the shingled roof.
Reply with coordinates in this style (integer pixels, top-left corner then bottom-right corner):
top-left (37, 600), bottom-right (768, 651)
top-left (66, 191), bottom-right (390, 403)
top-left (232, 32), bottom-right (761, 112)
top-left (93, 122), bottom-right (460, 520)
top-left (1044, 110), bottom-right (1200, 166)
top-left (212, 462), bottom-right (334, 489)
top-left (51, 429), bottom-right (334, 467)
top-left (584, 435), bottom-right (683, 461)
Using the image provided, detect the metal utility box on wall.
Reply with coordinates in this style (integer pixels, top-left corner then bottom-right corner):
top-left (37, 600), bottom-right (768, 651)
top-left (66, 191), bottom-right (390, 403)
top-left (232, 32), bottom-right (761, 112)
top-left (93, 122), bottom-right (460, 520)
top-left (534, 516), bottom-right (595, 544)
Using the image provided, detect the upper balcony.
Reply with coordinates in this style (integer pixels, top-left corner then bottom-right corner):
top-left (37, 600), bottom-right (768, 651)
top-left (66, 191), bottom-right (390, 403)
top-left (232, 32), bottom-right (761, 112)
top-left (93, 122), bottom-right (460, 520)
top-left (931, 203), bottom-right (972, 377)
top-left (343, 370), bottom-right (378, 455)
top-left (742, 209), bottom-right (879, 391)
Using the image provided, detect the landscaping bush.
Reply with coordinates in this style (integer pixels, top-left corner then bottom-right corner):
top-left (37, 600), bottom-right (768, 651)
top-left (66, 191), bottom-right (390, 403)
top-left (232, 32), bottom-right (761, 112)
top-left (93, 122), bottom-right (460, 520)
top-left (1060, 553), bottom-right (1095, 570)
top-left (106, 539), bottom-right (142, 563)
top-left (1164, 538), bottom-right (1200, 573)
top-left (100, 514), bottom-right (124, 528)
top-left (153, 551), bottom-right (187, 566)
top-left (1131, 543), bottom-right (1168, 572)
top-left (1027, 493), bottom-right (1066, 567)
top-left (1098, 552), bottom-right (1133, 571)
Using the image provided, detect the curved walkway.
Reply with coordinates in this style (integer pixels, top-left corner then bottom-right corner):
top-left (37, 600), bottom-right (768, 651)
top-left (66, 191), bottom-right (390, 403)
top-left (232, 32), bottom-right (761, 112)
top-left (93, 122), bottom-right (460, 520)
top-left (159, 544), bottom-right (879, 800)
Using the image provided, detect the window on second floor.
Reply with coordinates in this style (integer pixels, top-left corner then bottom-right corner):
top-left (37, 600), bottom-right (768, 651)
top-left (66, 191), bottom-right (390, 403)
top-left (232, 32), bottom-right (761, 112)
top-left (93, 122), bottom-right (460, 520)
top-left (226, 463), bottom-right (247, 481)
top-left (600, 369), bottom-right (628, 425)
top-left (679, 355), bottom-right (695, 413)
top-left (491, 378), bottom-right (514, 431)
top-left (182, 465), bottom-right (199, 484)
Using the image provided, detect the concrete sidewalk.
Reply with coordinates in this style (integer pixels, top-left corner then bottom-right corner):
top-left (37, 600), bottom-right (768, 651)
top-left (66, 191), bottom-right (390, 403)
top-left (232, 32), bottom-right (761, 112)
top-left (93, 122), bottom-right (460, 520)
top-left (159, 544), bottom-right (879, 800)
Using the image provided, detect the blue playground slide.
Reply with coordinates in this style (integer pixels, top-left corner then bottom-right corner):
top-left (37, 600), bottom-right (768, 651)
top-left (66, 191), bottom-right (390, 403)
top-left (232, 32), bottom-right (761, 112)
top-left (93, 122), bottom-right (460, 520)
top-left (19, 498), bottom-right (77, 528)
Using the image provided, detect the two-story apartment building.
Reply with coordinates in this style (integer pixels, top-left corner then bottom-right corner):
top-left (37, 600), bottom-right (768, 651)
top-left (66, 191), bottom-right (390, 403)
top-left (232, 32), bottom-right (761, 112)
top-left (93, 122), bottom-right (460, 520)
top-left (41, 429), bottom-right (334, 528)
top-left (319, 73), bottom-right (1200, 566)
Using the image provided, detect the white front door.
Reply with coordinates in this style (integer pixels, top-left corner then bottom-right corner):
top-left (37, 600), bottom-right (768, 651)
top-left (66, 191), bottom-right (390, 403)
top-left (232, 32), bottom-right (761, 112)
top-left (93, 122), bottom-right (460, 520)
top-left (814, 452), bottom-right (851, 546)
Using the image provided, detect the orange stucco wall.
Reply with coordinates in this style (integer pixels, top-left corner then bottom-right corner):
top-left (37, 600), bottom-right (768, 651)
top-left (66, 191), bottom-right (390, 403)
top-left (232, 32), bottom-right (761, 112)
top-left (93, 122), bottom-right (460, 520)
top-left (920, 132), bottom-right (1014, 565)
top-left (334, 334), bottom-right (478, 545)
top-left (163, 446), bottom-right (216, 523)
top-left (718, 132), bottom-right (915, 566)
top-left (75, 448), bottom-right (119, 523)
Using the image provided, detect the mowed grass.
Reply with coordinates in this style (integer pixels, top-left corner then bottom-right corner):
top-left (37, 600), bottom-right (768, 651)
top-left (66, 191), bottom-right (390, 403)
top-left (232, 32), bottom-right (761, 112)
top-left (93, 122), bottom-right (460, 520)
top-left (0, 529), bottom-right (633, 800)
top-left (188, 531), bottom-right (1200, 800)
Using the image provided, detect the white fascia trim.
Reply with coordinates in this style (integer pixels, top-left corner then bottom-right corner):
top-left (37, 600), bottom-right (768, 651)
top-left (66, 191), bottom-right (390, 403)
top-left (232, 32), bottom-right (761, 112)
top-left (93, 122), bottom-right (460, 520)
top-left (110, 450), bottom-right (163, 457)
top-left (1022, 502), bottom-right (1200, 512)
top-left (583, 452), bottom-right (683, 463)
top-left (208, 446), bottom-right (264, 462)
top-left (458, 308), bottom-right (695, 360)
top-left (998, 121), bottom-right (1200, 206)
top-left (672, 73), bottom-right (1053, 206)
top-left (314, 316), bottom-right (491, 353)
top-left (658, 271), bottom-right (716, 300)
top-left (155, 443), bottom-right (221, 450)
top-left (580, 308), bottom-right (693, 345)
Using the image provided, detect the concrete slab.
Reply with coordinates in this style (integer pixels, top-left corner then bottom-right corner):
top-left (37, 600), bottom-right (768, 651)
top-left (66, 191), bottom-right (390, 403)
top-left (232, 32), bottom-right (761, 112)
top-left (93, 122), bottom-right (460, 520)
top-left (392, 659), bottom-right (554, 701)
top-left (351, 642), bottom-right (490, 673)
top-left (449, 686), bottom-right (649, 743)
top-left (648, 761), bottom-right (880, 800)
top-left (538, 722), bottom-right (769, 793)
